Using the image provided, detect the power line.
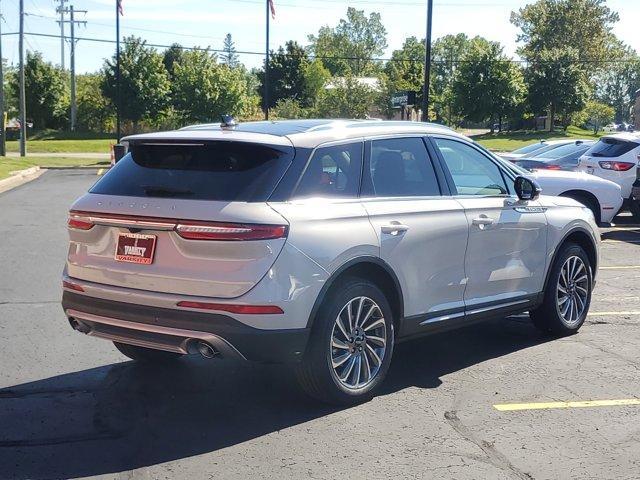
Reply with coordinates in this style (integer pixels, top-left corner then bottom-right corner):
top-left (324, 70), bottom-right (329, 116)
top-left (2, 31), bottom-right (639, 66)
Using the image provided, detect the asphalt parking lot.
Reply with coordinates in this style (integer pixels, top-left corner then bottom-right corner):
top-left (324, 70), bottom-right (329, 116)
top-left (1, 170), bottom-right (639, 480)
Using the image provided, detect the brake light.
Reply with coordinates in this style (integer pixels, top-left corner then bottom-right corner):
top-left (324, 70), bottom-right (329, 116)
top-left (67, 214), bottom-right (94, 230)
top-left (537, 165), bottom-right (562, 170)
top-left (598, 161), bottom-right (635, 171)
top-left (177, 301), bottom-right (284, 314)
top-left (62, 280), bottom-right (85, 292)
top-left (175, 223), bottom-right (287, 241)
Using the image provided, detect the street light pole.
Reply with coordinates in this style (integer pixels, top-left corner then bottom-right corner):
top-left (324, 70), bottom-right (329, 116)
top-left (421, 0), bottom-right (433, 122)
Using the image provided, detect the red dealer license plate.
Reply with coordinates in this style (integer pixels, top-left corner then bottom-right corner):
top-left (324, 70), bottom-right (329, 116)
top-left (115, 233), bottom-right (157, 265)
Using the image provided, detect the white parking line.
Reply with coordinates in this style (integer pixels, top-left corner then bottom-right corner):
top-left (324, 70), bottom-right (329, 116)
top-left (600, 265), bottom-right (640, 270)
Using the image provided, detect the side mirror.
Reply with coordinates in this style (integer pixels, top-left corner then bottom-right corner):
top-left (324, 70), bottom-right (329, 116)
top-left (514, 176), bottom-right (542, 201)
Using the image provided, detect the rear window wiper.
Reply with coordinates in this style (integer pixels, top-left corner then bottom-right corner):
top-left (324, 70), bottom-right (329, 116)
top-left (142, 185), bottom-right (195, 197)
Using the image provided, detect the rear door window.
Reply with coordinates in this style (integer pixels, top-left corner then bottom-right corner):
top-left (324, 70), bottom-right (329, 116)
top-left (365, 137), bottom-right (441, 197)
top-left (294, 142), bottom-right (363, 199)
top-left (587, 138), bottom-right (639, 158)
top-left (90, 141), bottom-right (293, 202)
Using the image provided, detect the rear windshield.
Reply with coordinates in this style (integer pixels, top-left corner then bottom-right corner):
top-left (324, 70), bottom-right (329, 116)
top-left (512, 142), bottom-right (547, 155)
top-left (586, 138), bottom-right (638, 158)
top-left (90, 141), bottom-right (294, 201)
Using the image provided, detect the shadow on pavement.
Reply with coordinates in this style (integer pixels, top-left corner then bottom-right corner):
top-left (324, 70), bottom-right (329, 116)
top-left (1, 316), bottom-right (549, 480)
top-left (600, 228), bottom-right (640, 244)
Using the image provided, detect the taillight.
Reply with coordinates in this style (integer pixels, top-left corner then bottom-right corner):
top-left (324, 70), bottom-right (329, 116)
top-left (598, 161), bottom-right (635, 171)
top-left (537, 164), bottom-right (562, 170)
top-left (177, 301), bottom-right (284, 314)
top-left (68, 214), bottom-right (94, 230)
top-left (175, 223), bottom-right (287, 241)
top-left (63, 280), bottom-right (85, 292)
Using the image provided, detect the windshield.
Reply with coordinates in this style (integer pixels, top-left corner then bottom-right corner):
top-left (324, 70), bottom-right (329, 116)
top-left (535, 143), bottom-right (591, 160)
top-left (511, 142), bottom-right (547, 155)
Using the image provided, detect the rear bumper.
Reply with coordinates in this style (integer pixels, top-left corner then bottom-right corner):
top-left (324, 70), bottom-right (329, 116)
top-left (62, 291), bottom-right (310, 363)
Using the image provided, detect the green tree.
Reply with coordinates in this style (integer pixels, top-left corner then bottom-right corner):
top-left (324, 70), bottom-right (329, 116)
top-left (221, 33), bottom-right (240, 68)
top-left (171, 49), bottom-right (252, 123)
top-left (259, 41), bottom-right (310, 109)
top-left (575, 100), bottom-right (615, 133)
top-left (163, 43), bottom-right (185, 79)
top-left (314, 76), bottom-right (377, 118)
top-left (594, 41), bottom-right (640, 123)
top-left (451, 39), bottom-right (526, 132)
top-left (76, 73), bottom-right (114, 132)
top-left (272, 98), bottom-right (307, 119)
top-left (384, 36), bottom-right (424, 105)
top-left (308, 7), bottom-right (387, 76)
top-left (102, 37), bottom-right (170, 130)
top-left (526, 48), bottom-right (591, 131)
top-left (8, 51), bottom-right (68, 130)
top-left (303, 59), bottom-right (331, 107)
top-left (431, 34), bottom-right (475, 125)
top-left (511, 0), bottom-right (619, 64)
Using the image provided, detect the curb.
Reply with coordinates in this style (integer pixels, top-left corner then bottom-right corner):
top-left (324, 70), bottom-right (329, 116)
top-left (0, 166), bottom-right (44, 194)
top-left (40, 165), bottom-right (107, 170)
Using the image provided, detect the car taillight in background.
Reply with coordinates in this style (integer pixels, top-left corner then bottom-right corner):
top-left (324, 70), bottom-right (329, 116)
top-left (598, 161), bottom-right (636, 171)
top-left (535, 165), bottom-right (562, 170)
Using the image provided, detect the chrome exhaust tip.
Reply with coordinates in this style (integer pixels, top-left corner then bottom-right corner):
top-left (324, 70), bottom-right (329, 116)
top-left (196, 341), bottom-right (219, 359)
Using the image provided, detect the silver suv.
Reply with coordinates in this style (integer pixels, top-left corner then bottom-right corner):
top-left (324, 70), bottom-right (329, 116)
top-left (62, 120), bottom-right (599, 404)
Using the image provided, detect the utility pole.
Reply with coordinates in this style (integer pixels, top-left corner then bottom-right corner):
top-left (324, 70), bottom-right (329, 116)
top-left (62, 4), bottom-right (86, 131)
top-left (19, 0), bottom-right (26, 156)
top-left (0, 1), bottom-right (6, 156)
top-left (421, 0), bottom-right (433, 122)
top-left (55, 0), bottom-right (68, 69)
top-left (264, 0), bottom-right (270, 120)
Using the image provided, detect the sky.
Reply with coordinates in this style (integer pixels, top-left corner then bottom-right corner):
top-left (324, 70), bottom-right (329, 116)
top-left (0, 0), bottom-right (639, 74)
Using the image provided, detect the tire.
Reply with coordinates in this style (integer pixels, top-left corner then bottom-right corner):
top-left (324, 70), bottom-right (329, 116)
top-left (295, 277), bottom-right (395, 405)
top-left (113, 342), bottom-right (183, 362)
top-left (561, 193), bottom-right (600, 225)
top-left (530, 242), bottom-right (593, 336)
top-left (629, 197), bottom-right (640, 221)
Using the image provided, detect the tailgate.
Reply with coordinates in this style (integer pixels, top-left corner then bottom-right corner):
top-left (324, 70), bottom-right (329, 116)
top-left (66, 138), bottom-right (294, 298)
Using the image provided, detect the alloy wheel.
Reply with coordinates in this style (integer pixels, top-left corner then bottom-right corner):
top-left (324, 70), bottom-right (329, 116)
top-left (557, 255), bottom-right (589, 325)
top-left (330, 296), bottom-right (387, 390)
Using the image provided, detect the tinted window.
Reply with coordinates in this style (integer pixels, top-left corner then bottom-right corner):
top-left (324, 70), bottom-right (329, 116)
top-left (294, 142), bottom-right (363, 199)
top-left (434, 138), bottom-right (508, 196)
top-left (535, 143), bottom-right (591, 160)
top-left (512, 142), bottom-right (547, 155)
top-left (586, 138), bottom-right (639, 158)
top-left (90, 142), bottom-right (293, 201)
top-left (367, 138), bottom-right (440, 197)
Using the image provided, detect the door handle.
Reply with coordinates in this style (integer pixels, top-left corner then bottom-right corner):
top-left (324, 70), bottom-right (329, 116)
top-left (381, 222), bottom-right (409, 235)
top-left (472, 215), bottom-right (495, 227)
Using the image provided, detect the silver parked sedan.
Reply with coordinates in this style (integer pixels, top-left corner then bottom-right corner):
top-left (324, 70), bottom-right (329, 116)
top-left (62, 120), bottom-right (599, 404)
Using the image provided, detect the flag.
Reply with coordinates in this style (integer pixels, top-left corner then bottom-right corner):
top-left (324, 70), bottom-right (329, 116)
top-left (117, 0), bottom-right (123, 16)
top-left (268, 0), bottom-right (275, 19)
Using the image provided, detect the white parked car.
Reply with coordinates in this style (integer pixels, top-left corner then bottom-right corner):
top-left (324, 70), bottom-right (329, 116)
top-left (576, 133), bottom-right (640, 219)
top-left (483, 144), bottom-right (622, 224)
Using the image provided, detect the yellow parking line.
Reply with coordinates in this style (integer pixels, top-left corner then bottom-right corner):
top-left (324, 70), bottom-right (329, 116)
top-left (588, 311), bottom-right (640, 316)
top-left (97, 168), bottom-right (104, 176)
top-left (600, 265), bottom-right (640, 270)
top-left (494, 398), bottom-right (640, 412)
